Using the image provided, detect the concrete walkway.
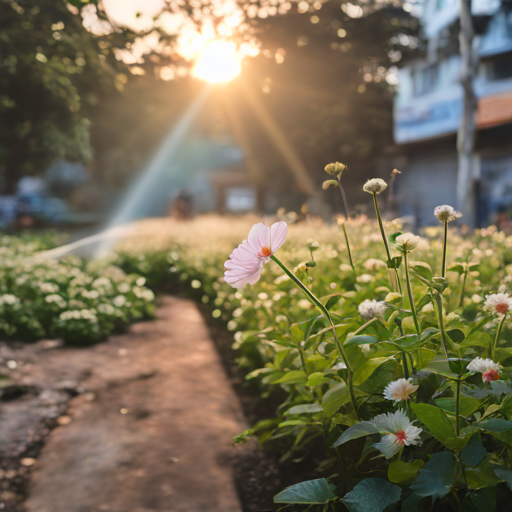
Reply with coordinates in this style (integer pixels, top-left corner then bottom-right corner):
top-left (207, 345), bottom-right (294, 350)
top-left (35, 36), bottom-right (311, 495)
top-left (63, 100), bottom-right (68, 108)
top-left (24, 296), bottom-right (245, 512)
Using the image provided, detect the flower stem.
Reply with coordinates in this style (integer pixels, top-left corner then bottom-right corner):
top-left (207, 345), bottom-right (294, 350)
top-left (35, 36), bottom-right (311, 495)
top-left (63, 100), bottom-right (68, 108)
top-left (441, 221), bottom-right (448, 278)
top-left (403, 252), bottom-right (421, 336)
top-left (271, 254), bottom-right (359, 418)
top-left (341, 223), bottom-right (355, 271)
top-left (373, 193), bottom-right (402, 294)
top-left (491, 314), bottom-right (507, 360)
top-left (337, 180), bottom-right (350, 220)
top-left (459, 268), bottom-right (468, 308)
top-left (455, 376), bottom-right (461, 436)
top-left (434, 294), bottom-right (450, 357)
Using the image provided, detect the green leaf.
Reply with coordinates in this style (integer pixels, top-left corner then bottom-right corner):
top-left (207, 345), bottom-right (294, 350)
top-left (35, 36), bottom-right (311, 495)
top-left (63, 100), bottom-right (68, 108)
top-left (401, 492), bottom-right (423, 512)
top-left (388, 460), bottom-right (424, 485)
top-left (411, 451), bottom-right (456, 501)
top-left (343, 478), bottom-right (401, 512)
top-left (477, 418), bottom-right (512, 433)
top-left (333, 421), bottom-right (379, 447)
top-left (421, 355), bottom-right (458, 379)
top-left (490, 380), bottom-right (512, 399)
top-left (447, 328), bottom-right (465, 344)
top-left (344, 335), bottom-right (379, 347)
top-left (434, 396), bottom-right (483, 417)
top-left (274, 478), bottom-right (337, 504)
top-left (325, 295), bottom-right (341, 310)
top-left (322, 382), bottom-right (351, 416)
top-left (387, 256), bottom-right (402, 269)
top-left (411, 262), bottom-right (433, 281)
top-left (411, 402), bottom-right (457, 448)
top-left (274, 371), bottom-right (307, 385)
top-left (447, 263), bottom-right (465, 275)
top-left (306, 372), bottom-right (325, 388)
top-left (493, 466), bottom-right (512, 491)
top-left (468, 487), bottom-right (497, 512)
top-left (353, 357), bottom-right (391, 386)
top-left (465, 457), bottom-right (502, 489)
top-left (286, 404), bottom-right (323, 415)
top-left (461, 434), bottom-right (487, 467)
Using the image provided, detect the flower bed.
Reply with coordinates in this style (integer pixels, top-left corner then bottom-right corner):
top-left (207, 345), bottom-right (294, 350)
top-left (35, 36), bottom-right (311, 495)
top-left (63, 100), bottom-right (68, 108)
top-left (114, 203), bottom-right (512, 511)
top-left (0, 232), bottom-right (155, 344)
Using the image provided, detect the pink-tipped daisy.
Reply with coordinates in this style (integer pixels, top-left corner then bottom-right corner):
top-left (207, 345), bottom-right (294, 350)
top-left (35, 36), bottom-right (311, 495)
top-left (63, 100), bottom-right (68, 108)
top-left (372, 410), bottom-right (422, 458)
top-left (224, 222), bottom-right (288, 289)
top-left (484, 293), bottom-right (512, 316)
top-left (467, 357), bottom-right (502, 382)
top-left (383, 378), bottom-right (418, 403)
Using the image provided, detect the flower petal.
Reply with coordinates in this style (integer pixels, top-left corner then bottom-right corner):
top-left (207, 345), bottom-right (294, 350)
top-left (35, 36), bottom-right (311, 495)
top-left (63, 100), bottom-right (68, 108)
top-left (269, 222), bottom-right (288, 253)
top-left (247, 223), bottom-right (270, 253)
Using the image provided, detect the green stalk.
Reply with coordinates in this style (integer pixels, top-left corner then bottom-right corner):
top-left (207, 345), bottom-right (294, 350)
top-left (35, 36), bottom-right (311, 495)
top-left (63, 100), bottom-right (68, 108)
top-left (434, 294), bottom-right (450, 357)
top-left (459, 268), bottom-right (468, 308)
top-left (455, 376), bottom-right (461, 436)
top-left (373, 193), bottom-right (402, 294)
top-left (341, 223), bottom-right (355, 271)
top-left (337, 180), bottom-right (350, 220)
top-left (271, 254), bottom-right (359, 417)
top-left (298, 347), bottom-right (308, 376)
top-left (403, 251), bottom-right (421, 337)
top-left (491, 314), bottom-right (507, 360)
top-left (441, 221), bottom-right (448, 278)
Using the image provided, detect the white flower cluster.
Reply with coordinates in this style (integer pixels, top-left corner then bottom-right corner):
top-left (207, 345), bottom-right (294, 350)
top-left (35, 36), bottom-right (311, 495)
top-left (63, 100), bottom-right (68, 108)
top-left (60, 309), bottom-right (98, 323)
top-left (358, 299), bottom-right (386, 320)
top-left (0, 294), bottom-right (19, 305)
top-left (363, 178), bottom-right (388, 195)
top-left (434, 204), bottom-right (462, 223)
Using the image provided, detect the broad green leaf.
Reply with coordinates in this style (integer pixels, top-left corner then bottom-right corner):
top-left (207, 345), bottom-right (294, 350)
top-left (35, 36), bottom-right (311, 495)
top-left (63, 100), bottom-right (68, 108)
top-left (274, 478), bottom-right (337, 504)
top-left (447, 329), bottom-right (465, 344)
top-left (290, 325), bottom-right (303, 343)
top-left (322, 382), bottom-right (365, 416)
top-left (493, 466), bottom-right (512, 491)
top-left (286, 404), bottom-right (323, 415)
top-left (401, 492), bottom-right (423, 512)
top-left (465, 457), bottom-right (502, 489)
top-left (411, 402), bottom-right (457, 448)
top-left (461, 434), bottom-right (487, 467)
top-left (306, 372), bottom-right (325, 388)
top-left (490, 380), bottom-right (512, 399)
top-left (477, 418), bottom-right (512, 433)
top-left (421, 355), bottom-right (458, 379)
top-left (388, 460), bottom-right (424, 485)
top-left (343, 478), bottom-right (401, 512)
top-left (468, 487), bottom-right (497, 512)
top-left (278, 420), bottom-right (305, 428)
top-left (333, 421), bottom-right (379, 447)
top-left (411, 262), bottom-right (433, 280)
top-left (274, 371), bottom-right (307, 385)
top-left (353, 357), bottom-right (391, 386)
top-left (411, 451), bottom-right (456, 501)
top-left (434, 396), bottom-right (483, 417)
top-left (480, 403), bottom-right (501, 421)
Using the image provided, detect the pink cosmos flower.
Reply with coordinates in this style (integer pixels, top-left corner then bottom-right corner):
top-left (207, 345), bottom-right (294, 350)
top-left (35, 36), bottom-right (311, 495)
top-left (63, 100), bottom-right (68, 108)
top-left (224, 222), bottom-right (288, 289)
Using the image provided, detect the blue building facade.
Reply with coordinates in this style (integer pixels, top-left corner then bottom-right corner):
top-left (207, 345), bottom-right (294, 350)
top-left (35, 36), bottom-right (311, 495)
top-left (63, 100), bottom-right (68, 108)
top-left (393, 0), bottom-right (512, 227)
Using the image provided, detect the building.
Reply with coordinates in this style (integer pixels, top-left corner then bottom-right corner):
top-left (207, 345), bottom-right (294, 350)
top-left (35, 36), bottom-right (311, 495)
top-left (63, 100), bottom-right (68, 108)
top-left (393, 0), bottom-right (512, 227)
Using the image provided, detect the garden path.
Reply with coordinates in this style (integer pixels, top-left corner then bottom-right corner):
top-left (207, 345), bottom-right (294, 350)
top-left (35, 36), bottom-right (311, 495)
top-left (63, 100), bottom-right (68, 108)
top-left (24, 296), bottom-right (245, 512)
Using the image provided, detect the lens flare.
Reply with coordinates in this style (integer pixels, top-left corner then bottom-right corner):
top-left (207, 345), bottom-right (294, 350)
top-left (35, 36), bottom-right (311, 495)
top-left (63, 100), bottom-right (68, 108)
top-left (194, 41), bottom-right (241, 83)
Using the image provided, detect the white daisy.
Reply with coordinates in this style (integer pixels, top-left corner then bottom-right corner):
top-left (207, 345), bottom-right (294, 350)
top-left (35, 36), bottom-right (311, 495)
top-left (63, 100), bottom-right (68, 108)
top-left (383, 378), bottom-right (419, 403)
top-left (358, 299), bottom-right (387, 320)
top-left (372, 410), bottom-right (422, 458)
top-left (434, 205), bottom-right (462, 223)
top-left (467, 357), bottom-right (501, 382)
top-left (363, 178), bottom-right (388, 195)
top-left (484, 293), bottom-right (512, 316)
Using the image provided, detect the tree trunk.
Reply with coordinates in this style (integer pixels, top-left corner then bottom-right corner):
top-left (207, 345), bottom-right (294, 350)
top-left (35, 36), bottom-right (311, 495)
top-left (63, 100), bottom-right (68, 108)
top-left (457, 0), bottom-right (479, 228)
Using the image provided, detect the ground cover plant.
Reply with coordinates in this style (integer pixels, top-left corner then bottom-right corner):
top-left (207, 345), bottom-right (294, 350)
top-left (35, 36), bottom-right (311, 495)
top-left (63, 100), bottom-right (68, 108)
top-left (114, 170), bottom-right (512, 511)
top-left (0, 232), bottom-right (155, 344)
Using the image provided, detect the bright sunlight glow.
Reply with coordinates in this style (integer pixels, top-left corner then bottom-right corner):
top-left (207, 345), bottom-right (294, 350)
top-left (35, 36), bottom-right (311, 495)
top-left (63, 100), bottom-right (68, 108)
top-left (194, 41), bottom-right (241, 83)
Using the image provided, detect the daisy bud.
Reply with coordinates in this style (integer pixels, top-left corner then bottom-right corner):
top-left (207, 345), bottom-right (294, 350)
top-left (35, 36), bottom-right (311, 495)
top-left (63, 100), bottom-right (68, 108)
top-left (484, 293), bottom-right (512, 316)
top-left (363, 178), bottom-right (387, 195)
top-left (306, 239), bottom-right (319, 252)
top-left (391, 169), bottom-right (401, 176)
top-left (324, 162), bottom-right (346, 177)
top-left (297, 262), bottom-right (307, 272)
top-left (395, 233), bottom-right (420, 254)
top-left (434, 205), bottom-right (463, 223)
top-left (322, 179), bottom-right (339, 190)
top-left (383, 378), bottom-right (418, 403)
top-left (467, 357), bottom-right (502, 382)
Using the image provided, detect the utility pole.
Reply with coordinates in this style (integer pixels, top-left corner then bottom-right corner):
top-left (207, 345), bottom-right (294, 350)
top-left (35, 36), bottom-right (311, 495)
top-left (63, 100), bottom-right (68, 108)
top-left (456, 0), bottom-right (479, 228)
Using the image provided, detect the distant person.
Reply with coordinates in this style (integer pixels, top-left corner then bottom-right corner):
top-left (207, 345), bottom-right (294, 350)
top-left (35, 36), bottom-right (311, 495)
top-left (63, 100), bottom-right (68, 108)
top-left (172, 189), bottom-right (193, 220)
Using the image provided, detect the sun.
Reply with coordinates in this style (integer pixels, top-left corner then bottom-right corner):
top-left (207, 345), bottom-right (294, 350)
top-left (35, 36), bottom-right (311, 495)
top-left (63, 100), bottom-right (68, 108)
top-left (194, 41), bottom-right (241, 83)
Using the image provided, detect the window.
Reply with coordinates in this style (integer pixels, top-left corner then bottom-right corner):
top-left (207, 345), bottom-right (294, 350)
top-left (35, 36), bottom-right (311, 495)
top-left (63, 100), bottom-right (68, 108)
top-left (487, 52), bottom-right (512, 81)
top-left (414, 64), bottom-right (438, 96)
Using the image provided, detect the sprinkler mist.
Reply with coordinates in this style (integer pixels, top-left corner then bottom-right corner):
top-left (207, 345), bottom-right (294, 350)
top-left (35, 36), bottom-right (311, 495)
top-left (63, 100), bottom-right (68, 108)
top-left (42, 85), bottom-right (211, 260)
